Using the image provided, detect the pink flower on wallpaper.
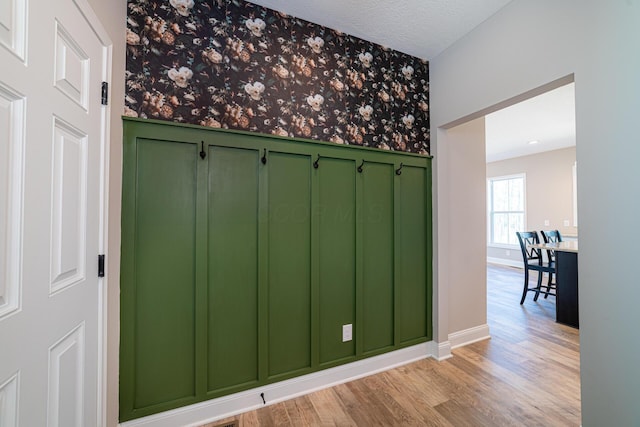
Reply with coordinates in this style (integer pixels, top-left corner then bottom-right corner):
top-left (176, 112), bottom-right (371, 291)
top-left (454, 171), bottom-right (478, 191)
top-left (306, 94), bottom-right (324, 111)
top-left (244, 82), bottom-right (266, 100)
top-left (358, 52), bottom-right (373, 68)
top-left (307, 36), bottom-right (324, 54)
top-left (245, 18), bottom-right (266, 37)
top-left (359, 105), bottom-right (374, 121)
top-left (401, 65), bottom-right (414, 79)
top-left (169, 0), bottom-right (194, 17)
top-left (402, 114), bottom-right (415, 129)
top-left (168, 67), bottom-right (193, 88)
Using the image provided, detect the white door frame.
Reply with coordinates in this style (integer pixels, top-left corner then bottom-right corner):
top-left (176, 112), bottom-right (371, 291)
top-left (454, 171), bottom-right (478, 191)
top-left (68, 1), bottom-right (113, 425)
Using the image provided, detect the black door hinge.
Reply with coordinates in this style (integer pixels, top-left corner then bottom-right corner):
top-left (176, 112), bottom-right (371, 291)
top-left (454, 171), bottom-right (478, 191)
top-left (98, 254), bottom-right (105, 277)
top-left (101, 82), bottom-right (108, 105)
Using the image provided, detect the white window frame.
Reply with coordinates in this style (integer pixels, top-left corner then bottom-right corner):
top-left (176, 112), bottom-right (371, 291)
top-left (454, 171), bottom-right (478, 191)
top-left (573, 161), bottom-right (578, 227)
top-left (487, 173), bottom-right (526, 248)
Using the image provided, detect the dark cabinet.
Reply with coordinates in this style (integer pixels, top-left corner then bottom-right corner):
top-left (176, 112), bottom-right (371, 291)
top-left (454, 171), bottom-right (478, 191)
top-left (119, 118), bottom-right (432, 421)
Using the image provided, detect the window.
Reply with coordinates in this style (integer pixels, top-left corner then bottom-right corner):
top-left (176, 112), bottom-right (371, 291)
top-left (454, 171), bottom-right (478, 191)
top-left (488, 174), bottom-right (525, 246)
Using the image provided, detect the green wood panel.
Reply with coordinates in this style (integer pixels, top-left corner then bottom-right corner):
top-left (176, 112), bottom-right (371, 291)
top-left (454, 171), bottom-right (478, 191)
top-left (361, 163), bottom-right (395, 353)
top-left (267, 152), bottom-right (312, 377)
top-left (318, 158), bottom-right (356, 364)
top-left (133, 138), bottom-right (197, 408)
top-left (207, 146), bottom-right (259, 391)
top-left (398, 166), bottom-right (428, 343)
top-left (120, 119), bottom-right (432, 421)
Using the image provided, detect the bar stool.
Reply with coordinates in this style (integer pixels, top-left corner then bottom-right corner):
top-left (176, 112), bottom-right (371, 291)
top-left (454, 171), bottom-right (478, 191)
top-left (516, 231), bottom-right (556, 304)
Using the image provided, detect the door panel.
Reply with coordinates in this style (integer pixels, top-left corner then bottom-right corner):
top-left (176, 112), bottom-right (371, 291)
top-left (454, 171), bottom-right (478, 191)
top-left (208, 146), bottom-right (260, 391)
top-left (398, 166), bottom-right (428, 343)
top-left (0, 372), bottom-right (19, 425)
top-left (0, 84), bottom-right (24, 320)
top-left (318, 158), bottom-right (356, 364)
top-left (361, 163), bottom-right (395, 353)
top-left (267, 152), bottom-right (312, 377)
top-left (0, 0), bottom-right (27, 60)
top-left (49, 118), bottom-right (88, 295)
top-left (0, 0), bottom-right (107, 425)
top-left (54, 22), bottom-right (90, 110)
top-left (47, 324), bottom-right (85, 427)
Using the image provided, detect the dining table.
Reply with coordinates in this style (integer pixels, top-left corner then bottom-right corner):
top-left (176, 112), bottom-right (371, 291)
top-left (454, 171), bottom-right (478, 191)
top-left (531, 240), bottom-right (579, 328)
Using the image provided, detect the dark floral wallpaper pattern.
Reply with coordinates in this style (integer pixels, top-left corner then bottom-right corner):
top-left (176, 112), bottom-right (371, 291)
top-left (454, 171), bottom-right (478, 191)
top-left (125, 0), bottom-right (430, 154)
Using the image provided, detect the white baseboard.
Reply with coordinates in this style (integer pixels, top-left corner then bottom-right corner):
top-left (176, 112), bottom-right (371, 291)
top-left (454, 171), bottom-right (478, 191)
top-left (487, 257), bottom-right (523, 269)
top-left (449, 324), bottom-right (491, 349)
top-left (120, 342), bottom-right (437, 427)
top-left (430, 340), bottom-right (452, 361)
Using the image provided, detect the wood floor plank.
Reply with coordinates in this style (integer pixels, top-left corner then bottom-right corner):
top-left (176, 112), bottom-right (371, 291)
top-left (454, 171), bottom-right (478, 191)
top-left (201, 264), bottom-right (581, 426)
top-left (333, 380), bottom-right (400, 426)
top-left (372, 364), bottom-right (456, 426)
top-left (268, 402), bottom-right (292, 426)
top-left (308, 388), bottom-right (357, 426)
top-left (446, 347), bottom-right (573, 426)
top-left (282, 397), bottom-right (319, 426)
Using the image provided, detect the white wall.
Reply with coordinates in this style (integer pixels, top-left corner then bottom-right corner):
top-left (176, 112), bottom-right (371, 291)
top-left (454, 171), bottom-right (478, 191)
top-left (83, 1), bottom-right (126, 426)
top-left (431, 1), bottom-right (640, 425)
top-left (488, 147), bottom-right (577, 265)
top-left (443, 118), bottom-right (487, 335)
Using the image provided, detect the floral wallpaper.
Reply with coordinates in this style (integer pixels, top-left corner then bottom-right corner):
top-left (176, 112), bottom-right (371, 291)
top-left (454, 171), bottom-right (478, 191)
top-left (125, 0), bottom-right (430, 155)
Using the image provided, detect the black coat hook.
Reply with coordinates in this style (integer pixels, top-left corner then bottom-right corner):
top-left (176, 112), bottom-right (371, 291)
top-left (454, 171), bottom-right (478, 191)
top-left (313, 154), bottom-right (321, 169)
top-left (395, 163), bottom-right (403, 175)
top-left (199, 141), bottom-right (206, 159)
top-left (357, 159), bottom-right (364, 173)
top-left (261, 148), bottom-right (267, 165)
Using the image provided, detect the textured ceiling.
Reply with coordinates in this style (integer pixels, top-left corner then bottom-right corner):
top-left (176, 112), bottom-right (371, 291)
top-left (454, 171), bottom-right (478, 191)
top-left (245, 0), bottom-right (514, 59)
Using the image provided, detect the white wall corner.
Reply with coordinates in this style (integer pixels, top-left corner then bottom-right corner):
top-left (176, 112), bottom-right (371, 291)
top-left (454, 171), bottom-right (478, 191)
top-left (119, 342), bottom-right (435, 427)
top-left (429, 340), bottom-right (452, 361)
top-left (449, 324), bottom-right (491, 349)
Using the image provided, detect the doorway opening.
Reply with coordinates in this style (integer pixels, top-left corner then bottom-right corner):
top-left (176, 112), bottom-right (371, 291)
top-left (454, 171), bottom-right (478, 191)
top-left (438, 74), bottom-right (579, 354)
top-left (485, 81), bottom-right (577, 269)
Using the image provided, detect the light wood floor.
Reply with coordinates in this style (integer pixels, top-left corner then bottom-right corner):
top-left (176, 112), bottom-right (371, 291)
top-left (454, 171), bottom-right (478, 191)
top-left (204, 264), bottom-right (581, 426)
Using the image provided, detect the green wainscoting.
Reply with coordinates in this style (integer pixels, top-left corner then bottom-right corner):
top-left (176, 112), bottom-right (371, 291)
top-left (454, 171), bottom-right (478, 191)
top-left (361, 162), bottom-right (395, 355)
top-left (120, 138), bottom-right (199, 415)
top-left (120, 118), bottom-right (432, 421)
top-left (317, 157), bottom-right (357, 366)
top-left (207, 146), bottom-right (260, 392)
top-left (267, 152), bottom-right (313, 378)
top-left (398, 165), bottom-right (430, 344)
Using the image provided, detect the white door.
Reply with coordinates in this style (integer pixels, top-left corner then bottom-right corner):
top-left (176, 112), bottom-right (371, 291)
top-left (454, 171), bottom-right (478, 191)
top-left (0, 0), bottom-right (109, 425)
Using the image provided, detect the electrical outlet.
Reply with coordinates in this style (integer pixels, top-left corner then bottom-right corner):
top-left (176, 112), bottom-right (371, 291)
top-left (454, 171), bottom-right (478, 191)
top-left (342, 324), bottom-right (352, 342)
top-left (544, 219), bottom-right (550, 226)
top-left (564, 219), bottom-right (570, 226)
